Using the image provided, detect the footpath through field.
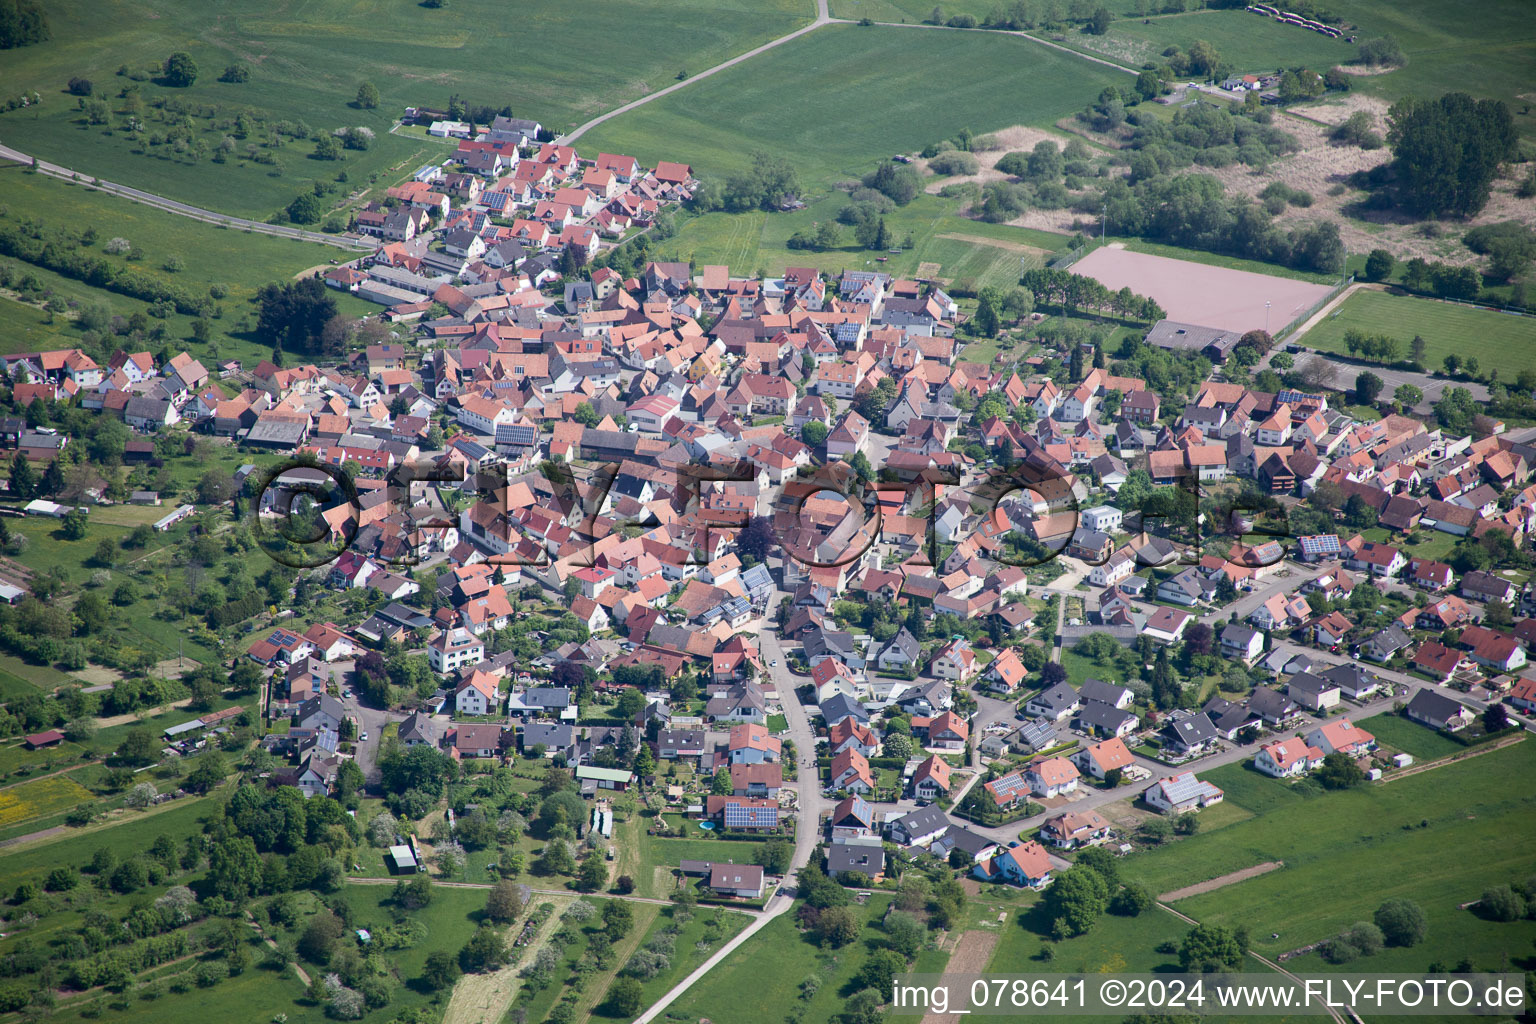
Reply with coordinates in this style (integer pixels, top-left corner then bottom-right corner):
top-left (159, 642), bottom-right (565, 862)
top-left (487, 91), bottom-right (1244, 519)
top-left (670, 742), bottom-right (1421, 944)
top-left (560, 0), bottom-right (1140, 146)
top-left (1158, 861), bottom-right (1283, 903)
top-left (561, 0), bottom-right (833, 144)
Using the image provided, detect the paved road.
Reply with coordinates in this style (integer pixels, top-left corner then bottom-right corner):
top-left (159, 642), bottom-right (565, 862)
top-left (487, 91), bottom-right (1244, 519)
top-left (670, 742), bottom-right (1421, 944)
top-left (0, 143), bottom-right (377, 252)
top-left (562, 0), bottom-right (833, 145)
top-left (632, 582), bottom-right (821, 1024)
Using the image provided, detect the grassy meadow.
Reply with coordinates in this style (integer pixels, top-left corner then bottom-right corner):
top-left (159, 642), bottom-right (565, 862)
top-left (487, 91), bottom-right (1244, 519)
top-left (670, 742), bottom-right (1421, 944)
top-left (654, 191), bottom-right (1063, 284)
top-left (0, 0), bottom-right (815, 218)
top-left (1332, 0), bottom-right (1536, 145)
top-left (1296, 288), bottom-right (1536, 381)
top-left (1120, 737), bottom-right (1536, 959)
top-left (1055, 8), bottom-right (1355, 73)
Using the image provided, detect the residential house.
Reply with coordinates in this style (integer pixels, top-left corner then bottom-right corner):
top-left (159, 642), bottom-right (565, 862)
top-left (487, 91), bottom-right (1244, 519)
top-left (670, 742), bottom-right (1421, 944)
top-left (1303, 718), bottom-right (1376, 756)
top-left (1144, 771), bottom-right (1224, 813)
top-left (1024, 756), bottom-right (1079, 798)
top-left (1073, 736), bottom-right (1134, 780)
top-left (973, 840), bottom-right (1054, 888)
top-left (1255, 737), bottom-right (1324, 778)
top-left (1404, 690), bottom-right (1474, 732)
top-left (1040, 808), bottom-right (1113, 849)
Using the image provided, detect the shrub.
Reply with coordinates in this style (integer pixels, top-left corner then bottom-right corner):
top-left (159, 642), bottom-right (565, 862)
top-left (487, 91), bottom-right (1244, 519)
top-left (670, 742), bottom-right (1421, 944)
top-left (928, 151), bottom-right (979, 176)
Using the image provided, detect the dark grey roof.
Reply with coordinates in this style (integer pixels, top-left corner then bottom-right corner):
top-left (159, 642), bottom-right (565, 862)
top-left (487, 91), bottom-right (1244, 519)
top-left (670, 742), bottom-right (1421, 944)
top-left (521, 722), bottom-right (572, 748)
top-left (1164, 712), bottom-right (1218, 748)
top-left (881, 627), bottom-right (921, 662)
top-left (398, 711), bottom-right (441, 744)
top-left (1077, 700), bottom-right (1137, 732)
top-left (1078, 678), bottom-right (1131, 707)
top-left (1247, 687), bottom-right (1296, 719)
top-left (524, 687), bottom-right (572, 708)
top-left (1320, 662), bottom-right (1379, 692)
top-left (1221, 623), bottom-right (1262, 647)
top-left (827, 843), bottom-right (885, 878)
top-left (1286, 671), bottom-right (1336, 696)
top-left (819, 693), bottom-right (869, 726)
top-left (1146, 319), bottom-right (1241, 355)
top-left (1029, 681), bottom-right (1080, 714)
top-left (1406, 688), bottom-right (1467, 723)
top-left (890, 805), bottom-right (950, 840)
top-left (937, 825), bottom-right (996, 858)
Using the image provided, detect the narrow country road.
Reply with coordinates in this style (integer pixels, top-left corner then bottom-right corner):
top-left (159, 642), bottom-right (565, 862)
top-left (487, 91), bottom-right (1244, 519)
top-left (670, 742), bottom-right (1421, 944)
top-left (0, 143), bottom-right (377, 252)
top-left (561, 0), bottom-right (832, 145)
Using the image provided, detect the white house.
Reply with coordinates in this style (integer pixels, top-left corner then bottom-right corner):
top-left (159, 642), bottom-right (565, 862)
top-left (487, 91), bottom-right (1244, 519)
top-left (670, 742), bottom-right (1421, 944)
top-left (1254, 737), bottom-right (1323, 778)
top-left (1144, 772), bottom-right (1224, 814)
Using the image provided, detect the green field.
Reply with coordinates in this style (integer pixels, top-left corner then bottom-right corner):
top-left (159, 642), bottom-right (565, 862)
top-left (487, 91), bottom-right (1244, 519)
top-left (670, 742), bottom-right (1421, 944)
top-left (827, 0), bottom-right (1148, 24)
top-left (0, 166), bottom-right (383, 370)
top-left (656, 191), bottom-right (1064, 285)
top-left (581, 24), bottom-right (1124, 185)
top-left (1122, 738), bottom-right (1536, 958)
top-left (1332, 0), bottom-right (1536, 145)
top-left (1297, 288), bottom-right (1536, 381)
top-left (1360, 710), bottom-right (1469, 761)
top-left (0, 0), bottom-right (814, 218)
top-left (1057, 8), bottom-right (1355, 73)
top-left (664, 893), bottom-right (896, 1024)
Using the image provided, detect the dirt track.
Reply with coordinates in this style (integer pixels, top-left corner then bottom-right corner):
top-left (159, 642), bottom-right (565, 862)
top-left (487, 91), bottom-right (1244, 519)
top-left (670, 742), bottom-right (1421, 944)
top-left (919, 929), bottom-right (999, 1024)
top-left (440, 895), bottom-right (574, 1024)
top-left (1159, 860), bottom-right (1283, 903)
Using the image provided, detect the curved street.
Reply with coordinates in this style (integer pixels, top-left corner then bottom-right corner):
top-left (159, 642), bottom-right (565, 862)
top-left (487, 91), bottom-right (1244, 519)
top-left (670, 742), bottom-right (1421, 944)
top-left (0, 142), bottom-right (377, 252)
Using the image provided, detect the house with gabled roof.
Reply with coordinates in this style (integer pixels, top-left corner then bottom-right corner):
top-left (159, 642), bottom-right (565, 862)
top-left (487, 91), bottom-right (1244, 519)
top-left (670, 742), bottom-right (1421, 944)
top-left (911, 755), bottom-right (952, 801)
top-left (1145, 771), bottom-right (1224, 813)
top-left (973, 839), bottom-right (1053, 888)
top-left (1303, 717), bottom-right (1376, 756)
top-left (1073, 736), bottom-right (1134, 779)
top-left (829, 748), bottom-right (875, 793)
top-left (1041, 808), bottom-right (1113, 849)
top-left (1405, 689), bottom-right (1474, 732)
top-left (1025, 681), bottom-right (1080, 721)
top-left (886, 805), bottom-right (951, 847)
top-left (830, 794), bottom-right (876, 838)
top-left (454, 669), bottom-right (501, 716)
top-left (911, 710), bottom-right (968, 750)
top-left (1025, 756), bottom-right (1079, 798)
top-left (1287, 670), bottom-right (1341, 711)
top-left (1255, 736), bottom-right (1324, 778)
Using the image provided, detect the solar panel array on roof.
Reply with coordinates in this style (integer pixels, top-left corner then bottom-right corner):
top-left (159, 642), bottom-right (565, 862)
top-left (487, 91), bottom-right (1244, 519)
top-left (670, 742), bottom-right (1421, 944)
top-left (989, 772), bottom-right (1029, 799)
top-left (724, 802), bottom-right (778, 828)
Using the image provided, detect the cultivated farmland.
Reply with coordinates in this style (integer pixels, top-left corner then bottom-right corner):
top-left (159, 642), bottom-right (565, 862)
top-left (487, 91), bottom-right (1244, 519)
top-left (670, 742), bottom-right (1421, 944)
top-left (1296, 288), bottom-right (1536, 382)
top-left (0, 0), bottom-right (814, 217)
top-left (579, 24), bottom-right (1126, 186)
top-left (654, 192), bottom-right (1059, 285)
top-left (0, 773), bottom-right (94, 829)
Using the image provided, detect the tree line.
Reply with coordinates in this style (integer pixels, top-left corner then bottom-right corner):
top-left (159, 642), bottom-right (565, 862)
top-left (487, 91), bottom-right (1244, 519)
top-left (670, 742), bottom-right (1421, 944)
top-left (0, 215), bottom-right (217, 317)
top-left (1021, 266), bottom-right (1165, 322)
